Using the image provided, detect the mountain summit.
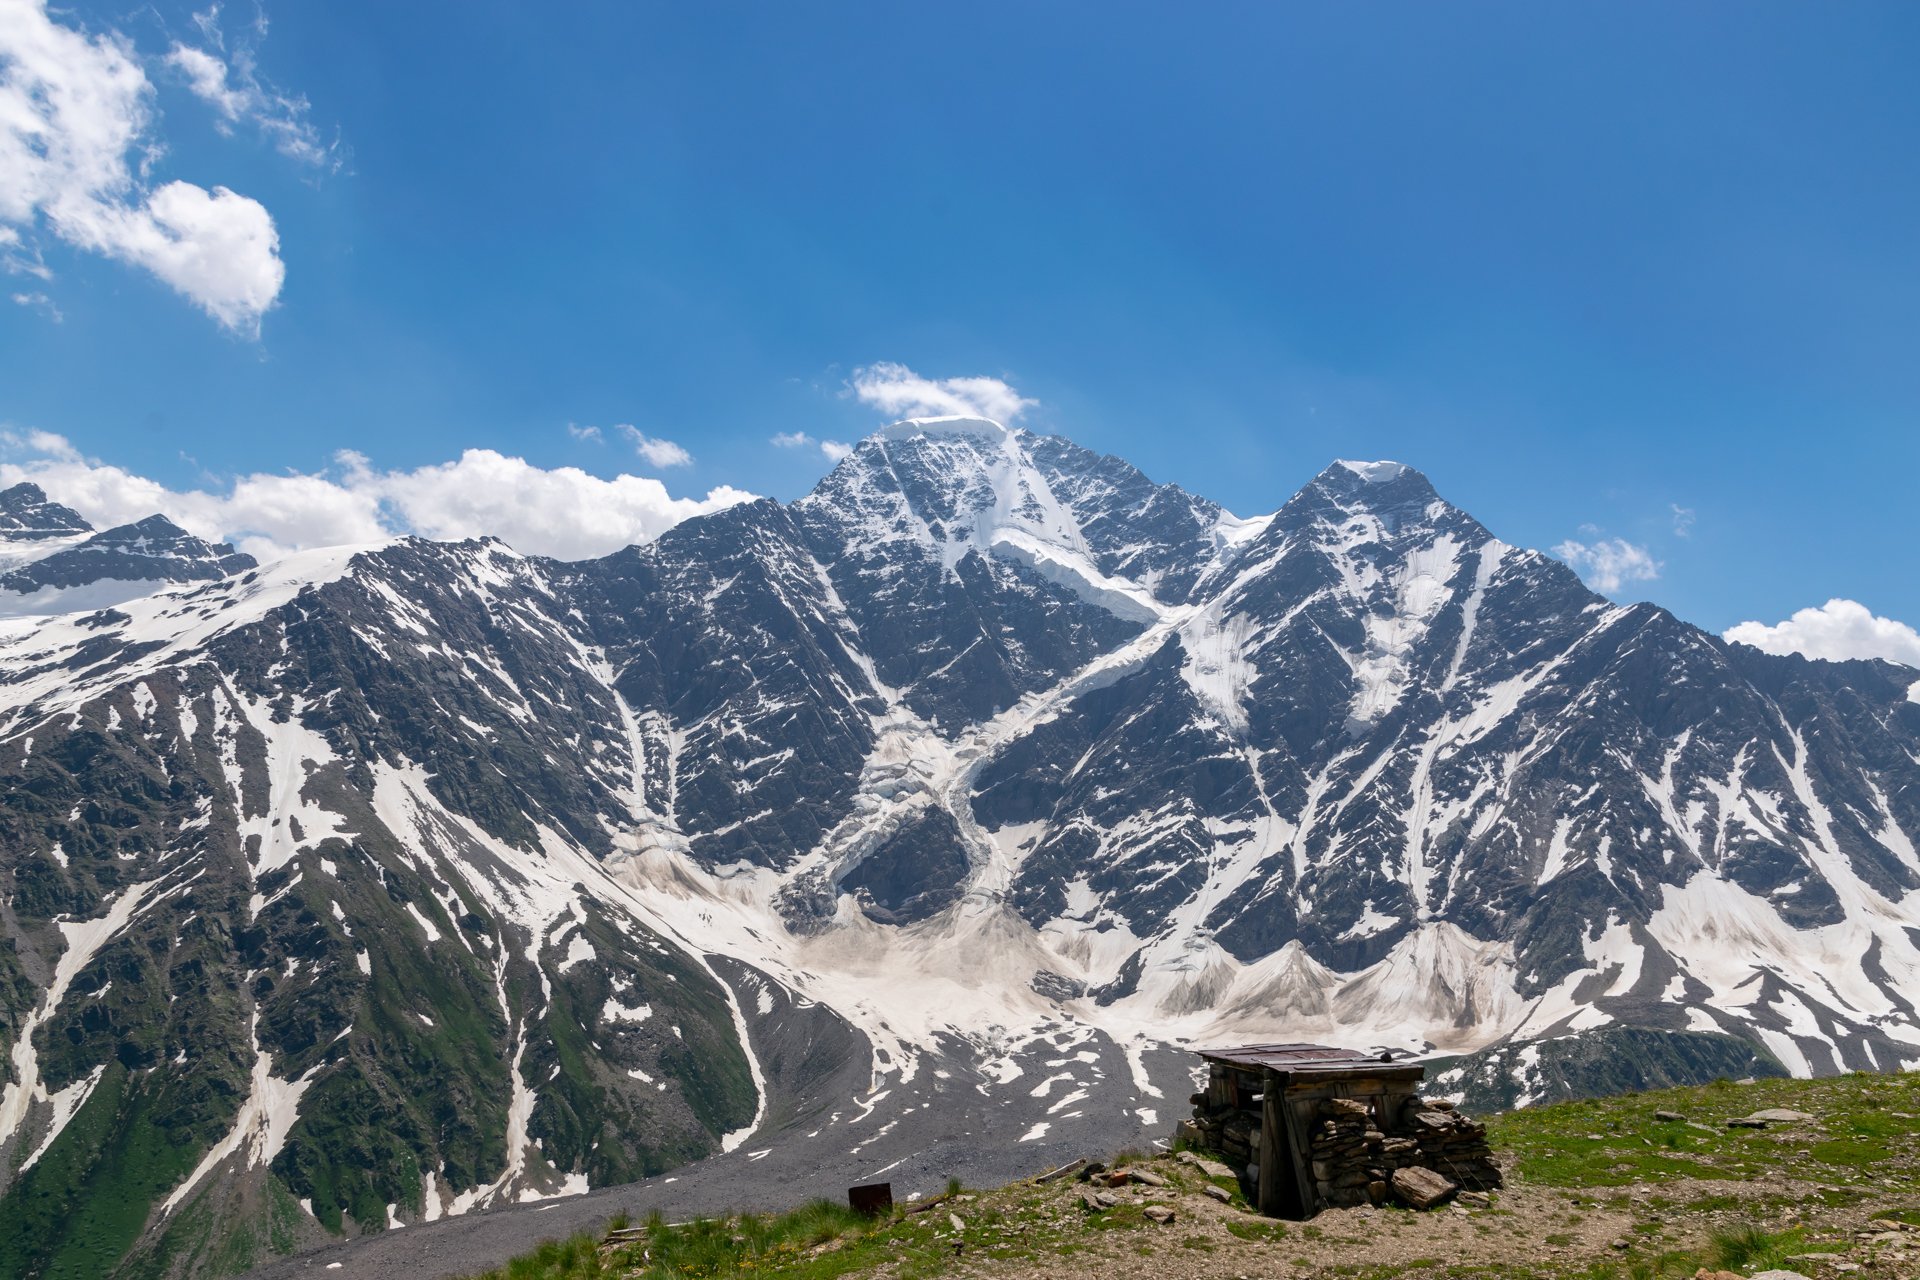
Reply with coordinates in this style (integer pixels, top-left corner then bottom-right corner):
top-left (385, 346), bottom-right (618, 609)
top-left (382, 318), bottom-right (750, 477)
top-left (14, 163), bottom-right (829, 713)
top-left (0, 486), bottom-right (257, 617)
top-left (1, 431), bottom-right (1915, 1277)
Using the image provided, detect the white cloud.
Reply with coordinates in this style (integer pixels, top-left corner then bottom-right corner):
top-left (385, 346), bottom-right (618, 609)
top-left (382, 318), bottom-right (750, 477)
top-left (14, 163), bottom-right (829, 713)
top-left (0, 0), bottom-right (286, 333)
top-left (10, 290), bottom-right (61, 321)
top-left (772, 430), bottom-right (852, 462)
top-left (163, 6), bottom-right (339, 171)
top-left (1725, 599), bottom-right (1920, 669)
top-left (615, 425), bottom-right (692, 469)
top-left (352, 450), bottom-right (745, 559)
top-left (0, 430), bottom-right (754, 562)
top-left (848, 361), bottom-right (1036, 424)
top-left (566, 424), bottom-right (603, 443)
top-left (1670, 504), bottom-right (1696, 537)
top-left (1553, 536), bottom-right (1661, 593)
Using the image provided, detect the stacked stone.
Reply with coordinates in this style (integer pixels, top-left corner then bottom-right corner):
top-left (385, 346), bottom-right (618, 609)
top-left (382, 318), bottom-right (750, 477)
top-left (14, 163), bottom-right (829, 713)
top-left (1308, 1097), bottom-right (1382, 1208)
top-left (1395, 1098), bottom-right (1502, 1192)
top-left (1181, 1090), bottom-right (1260, 1177)
top-left (1306, 1096), bottom-right (1503, 1208)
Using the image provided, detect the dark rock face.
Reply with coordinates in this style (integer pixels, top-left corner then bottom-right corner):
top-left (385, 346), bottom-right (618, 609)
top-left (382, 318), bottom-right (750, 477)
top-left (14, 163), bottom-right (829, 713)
top-left (0, 483), bottom-right (91, 540)
top-left (1428, 1026), bottom-right (1792, 1114)
top-left (1, 425), bottom-right (1917, 1280)
top-left (837, 807), bottom-right (971, 924)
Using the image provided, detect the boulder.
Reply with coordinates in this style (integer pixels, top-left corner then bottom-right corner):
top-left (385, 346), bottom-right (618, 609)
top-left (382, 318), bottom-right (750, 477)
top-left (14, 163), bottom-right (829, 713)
top-left (1390, 1165), bottom-right (1458, 1210)
top-left (1202, 1184), bottom-right (1231, 1203)
top-left (1176, 1151), bottom-right (1236, 1180)
top-left (1144, 1205), bottom-right (1177, 1225)
top-left (1654, 1110), bottom-right (1687, 1122)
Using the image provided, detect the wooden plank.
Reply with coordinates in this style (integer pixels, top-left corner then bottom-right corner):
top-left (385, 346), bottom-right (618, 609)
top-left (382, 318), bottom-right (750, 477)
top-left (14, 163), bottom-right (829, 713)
top-left (1259, 1067), bottom-right (1283, 1217)
top-left (1280, 1087), bottom-right (1313, 1218)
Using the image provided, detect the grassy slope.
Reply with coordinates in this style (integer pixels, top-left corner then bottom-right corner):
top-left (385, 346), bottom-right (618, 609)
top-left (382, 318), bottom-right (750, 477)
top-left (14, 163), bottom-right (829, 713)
top-left (463, 1070), bottom-right (1920, 1280)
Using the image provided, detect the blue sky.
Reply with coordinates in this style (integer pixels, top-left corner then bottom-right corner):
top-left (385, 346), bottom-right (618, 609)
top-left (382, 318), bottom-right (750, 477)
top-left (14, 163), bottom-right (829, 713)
top-left (2, 1), bottom-right (1916, 655)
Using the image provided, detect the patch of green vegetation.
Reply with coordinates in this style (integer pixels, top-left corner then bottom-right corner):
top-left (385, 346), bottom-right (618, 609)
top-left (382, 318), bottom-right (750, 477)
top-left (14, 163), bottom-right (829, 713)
top-left (1708, 1222), bottom-right (1807, 1272)
top-left (1808, 1137), bottom-right (1889, 1166)
top-left (1225, 1218), bottom-right (1289, 1242)
top-left (0, 1063), bottom-right (219, 1280)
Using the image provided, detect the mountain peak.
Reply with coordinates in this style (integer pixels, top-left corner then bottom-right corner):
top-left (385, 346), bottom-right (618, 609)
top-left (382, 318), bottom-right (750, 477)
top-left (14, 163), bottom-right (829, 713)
top-left (105, 513), bottom-right (194, 541)
top-left (1276, 459), bottom-right (1450, 534)
top-left (0, 481), bottom-right (93, 540)
top-left (1333, 458), bottom-right (1411, 483)
top-left (869, 415), bottom-right (1013, 445)
top-left (1, 480), bottom-right (49, 504)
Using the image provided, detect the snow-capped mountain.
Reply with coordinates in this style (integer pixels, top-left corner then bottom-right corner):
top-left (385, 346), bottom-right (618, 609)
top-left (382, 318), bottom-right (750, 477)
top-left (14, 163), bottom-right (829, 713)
top-left (2, 421), bottom-right (1916, 1277)
top-left (0, 483), bottom-right (257, 617)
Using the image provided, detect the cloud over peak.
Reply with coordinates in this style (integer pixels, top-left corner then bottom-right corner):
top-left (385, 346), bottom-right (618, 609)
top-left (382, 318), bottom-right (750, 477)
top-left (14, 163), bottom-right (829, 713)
top-left (848, 361), bottom-right (1036, 425)
top-left (1553, 535), bottom-right (1661, 594)
top-left (1725, 599), bottom-right (1920, 669)
top-left (0, 430), bottom-right (753, 562)
top-left (771, 430), bottom-right (851, 462)
top-left (615, 425), bottom-right (693, 469)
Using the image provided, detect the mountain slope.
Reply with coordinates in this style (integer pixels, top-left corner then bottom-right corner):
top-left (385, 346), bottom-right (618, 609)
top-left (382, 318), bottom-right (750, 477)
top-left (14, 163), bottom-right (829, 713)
top-left (1, 421), bottom-right (1917, 1278)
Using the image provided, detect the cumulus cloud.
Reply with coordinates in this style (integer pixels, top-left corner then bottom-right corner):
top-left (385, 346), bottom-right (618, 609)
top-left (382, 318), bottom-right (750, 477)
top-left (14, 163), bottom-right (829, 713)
top-left (1553, 536), bottom-right (1661, 594)
top-left (1725, 599), bottom-right (1920, 669)
top-left (772, 430), bottom-right (852, 462)
top-left (615, 425), bottom-right (692, 468)
top-left (0, 0), bottom-right (287, 332)
top-left (848, 361), bottom-right (1036, 424)
top-left (0, 430), bottom-right (754, 562)
top-left (164, 6), bottom-right (340, 171)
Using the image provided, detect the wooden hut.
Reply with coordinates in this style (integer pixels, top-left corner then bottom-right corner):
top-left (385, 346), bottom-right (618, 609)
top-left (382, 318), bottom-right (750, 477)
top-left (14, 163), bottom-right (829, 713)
top-left (1183, 1043), bottom-right (1499, 1217)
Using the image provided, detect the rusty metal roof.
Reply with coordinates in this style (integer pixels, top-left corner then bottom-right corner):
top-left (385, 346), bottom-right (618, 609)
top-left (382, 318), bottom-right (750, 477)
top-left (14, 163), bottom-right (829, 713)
top-left (1194, 1042), bottom-right (1423, 1074)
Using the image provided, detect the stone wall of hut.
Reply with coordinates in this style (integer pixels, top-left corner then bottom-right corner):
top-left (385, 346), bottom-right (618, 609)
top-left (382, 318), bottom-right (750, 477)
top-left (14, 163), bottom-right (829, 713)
top-left (1304, 1094), bottom-right (1501, 1207)
top-left (1181, 1064), bottom-right (1501, 1213)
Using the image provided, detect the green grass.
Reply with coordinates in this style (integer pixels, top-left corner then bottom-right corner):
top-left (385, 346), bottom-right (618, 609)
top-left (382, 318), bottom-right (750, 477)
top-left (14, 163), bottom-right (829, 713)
top-left (1488, 1069), bottom-right (1920, 1189)
top-left (1707, 1223), bottom-right (1806, 1272)
top-left (465, 1200), bottom-right (876, 1280)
